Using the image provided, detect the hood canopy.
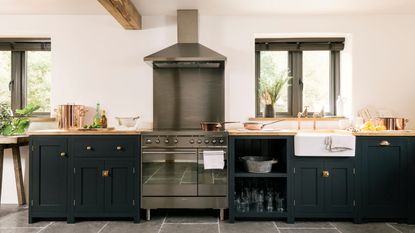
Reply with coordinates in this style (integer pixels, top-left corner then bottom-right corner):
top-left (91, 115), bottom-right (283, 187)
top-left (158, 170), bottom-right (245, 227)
top-left (144, 9), bottom-right (226, 65)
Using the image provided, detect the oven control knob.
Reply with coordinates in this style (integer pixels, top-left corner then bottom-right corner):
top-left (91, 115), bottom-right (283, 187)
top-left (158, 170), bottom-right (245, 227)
top-left (164, 139), bottom-right (169, 144)
top-left (219, 139), bottom-right (224, 144)
top-left (174, 139), bottom-right (179, 144)
top-left (197, 139), bottom-right (202, 144)
top-left (204, 139), bottom-right (210, 144)
top-left (212, 139), bottom-right (217, 144)
top-left (155, 139), bottom-right (160, 144)
top-left (145, 139), bottom-right (152, 144)
top-left (189, 139), bottom-right (195, 144)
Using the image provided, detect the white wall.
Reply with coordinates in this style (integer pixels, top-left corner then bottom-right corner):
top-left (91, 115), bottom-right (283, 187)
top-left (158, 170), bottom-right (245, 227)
top-left (1, 14), bottom-right (415, 203)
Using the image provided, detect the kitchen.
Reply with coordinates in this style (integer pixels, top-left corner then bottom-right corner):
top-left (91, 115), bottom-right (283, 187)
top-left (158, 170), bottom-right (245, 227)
top-left (1, 0), bottom-right (415, 233)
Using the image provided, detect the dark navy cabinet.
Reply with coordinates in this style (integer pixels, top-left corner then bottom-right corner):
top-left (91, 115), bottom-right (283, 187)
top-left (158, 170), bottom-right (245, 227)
top-left (29, 135), bottom-right (140, 223)
top-left (356, 137), bottom-right (408, 220)
top-left (73, 159), bottom-right (105, 214)
top-left (293, 158), bottom-right (354, 218)
top-left (29, 137), bottom-right (68, 222)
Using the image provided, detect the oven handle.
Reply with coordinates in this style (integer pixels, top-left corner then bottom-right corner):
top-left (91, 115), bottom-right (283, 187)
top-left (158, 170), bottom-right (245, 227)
top-left (142, 151), bottom-right (196, 155)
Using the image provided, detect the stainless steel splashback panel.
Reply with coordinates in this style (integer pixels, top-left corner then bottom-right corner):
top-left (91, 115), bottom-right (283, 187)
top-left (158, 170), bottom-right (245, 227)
top-left (153, 67), bottom-right (224, 130)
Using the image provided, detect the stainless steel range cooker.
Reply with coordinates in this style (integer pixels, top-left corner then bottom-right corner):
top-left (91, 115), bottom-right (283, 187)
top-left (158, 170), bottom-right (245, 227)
top-left (141, 131), bottom-right (228, 220)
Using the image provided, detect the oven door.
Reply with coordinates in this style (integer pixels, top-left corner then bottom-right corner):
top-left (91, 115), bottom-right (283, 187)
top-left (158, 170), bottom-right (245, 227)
top-left (197, 149), bottom-right (228, 196)
top-left (142, 149), bottom-right (198, 196)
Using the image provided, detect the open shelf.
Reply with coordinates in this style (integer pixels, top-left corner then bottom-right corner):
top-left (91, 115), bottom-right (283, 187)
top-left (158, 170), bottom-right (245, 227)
top-left (235, 211), bottom-right (288, 218)
top-left (234, 172), bottom-right (287, 178)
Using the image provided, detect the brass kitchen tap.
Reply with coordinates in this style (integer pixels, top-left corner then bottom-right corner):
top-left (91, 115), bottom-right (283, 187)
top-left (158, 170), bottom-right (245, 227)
top-left (297, 106), bottom-right (310, 130)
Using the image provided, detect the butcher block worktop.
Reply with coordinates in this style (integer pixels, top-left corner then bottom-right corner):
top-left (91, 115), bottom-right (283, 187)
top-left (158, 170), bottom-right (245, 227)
top-left (27, 129), bottom-right (144, 135)
top-left (26, 129), bottom-right (415, 136)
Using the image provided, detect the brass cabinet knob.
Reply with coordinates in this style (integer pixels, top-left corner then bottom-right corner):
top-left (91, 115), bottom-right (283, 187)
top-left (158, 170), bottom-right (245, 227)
top-left (116, 146), bottom-right (122, 151)
top-left (322, 170), bottom-right (330, 177)
top-left (102, 170), bottom-right (110, 177)
top-left (86, 146), bottom-right (92, 150)
top-left (60, 152), bottom-right (66, 157)
top-left (379, 140), bottom-right (391, 146)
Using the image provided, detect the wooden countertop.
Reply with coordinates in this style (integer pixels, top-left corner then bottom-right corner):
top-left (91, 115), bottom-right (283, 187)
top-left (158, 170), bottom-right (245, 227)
top-left (27, 129), bottom-right (144, 136)
top-left (0, 135), bottom-right (29, 144)
top-left (228, 129), bottom-right (415, 136)
top-left (226, 129), bottom-right (298, 136)
top-left (26, 129), bottom-right (415, 137)
top-left (352, 130), bottom-right (415, 136)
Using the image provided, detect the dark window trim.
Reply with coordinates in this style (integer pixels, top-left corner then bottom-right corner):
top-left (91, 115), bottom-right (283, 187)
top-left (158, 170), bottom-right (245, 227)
top-left (2, 38), bottom-right (51, 115)
top-left (255, 38), bottom-right (344, 117)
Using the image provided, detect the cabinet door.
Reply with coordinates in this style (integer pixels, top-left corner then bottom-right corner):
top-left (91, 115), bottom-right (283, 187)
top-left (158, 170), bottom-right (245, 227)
top-left (360, 137), bottom-right (408, 218)
top-left (31, 137), bottom-right (68, 214)
top-left (74, 159), bottom-right (105, 213)
top-left (294, 160), bottom-right (325, 214)
top-left (324, 159), bottom-right (354, 215)
top-left (104, 159), bottom-right (136, 213)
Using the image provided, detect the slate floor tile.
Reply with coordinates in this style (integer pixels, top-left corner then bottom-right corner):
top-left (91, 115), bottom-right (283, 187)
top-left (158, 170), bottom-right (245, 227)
top-left (160, 223), bottom-right (218, 233)
top-left (0, 210), bottom-right (51, 228)
top-left (388, 223), bottom-right (415, 233)
top-left (41, 221), bottom-right (107, 233)
top-left (279, 229), bottom-right (339, 233)
top-left (275, 221), bottom-right (335, 229)
top-left (101, 216), bottom-right (164, 233)
top-left (220, 221), bottom-right (277, 233)
top-left (332, 222), bottom-right (398, 233)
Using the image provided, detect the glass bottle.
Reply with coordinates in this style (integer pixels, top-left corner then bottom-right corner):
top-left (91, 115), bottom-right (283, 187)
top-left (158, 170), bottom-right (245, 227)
top-left (93, 103), bottom-right (101, 127)
top-left (100, 110), bottom-right (108, 128)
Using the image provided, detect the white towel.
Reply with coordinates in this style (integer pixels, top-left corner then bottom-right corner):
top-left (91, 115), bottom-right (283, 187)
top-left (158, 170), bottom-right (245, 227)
top-left (203, 150), bottom-right (225, 170)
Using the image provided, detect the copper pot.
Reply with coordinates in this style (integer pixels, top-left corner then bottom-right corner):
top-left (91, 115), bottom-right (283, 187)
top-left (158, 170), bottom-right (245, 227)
top-left (376, 117), bottom-right (409, 130)
top-left (56, 105), bottom-right (87, 129)
top-left (243, 120), bottom-right (284, 130)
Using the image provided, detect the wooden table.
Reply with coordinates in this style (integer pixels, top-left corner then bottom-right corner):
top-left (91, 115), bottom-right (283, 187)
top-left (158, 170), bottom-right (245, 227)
top-left (0, 135), bottom-right (28, 205)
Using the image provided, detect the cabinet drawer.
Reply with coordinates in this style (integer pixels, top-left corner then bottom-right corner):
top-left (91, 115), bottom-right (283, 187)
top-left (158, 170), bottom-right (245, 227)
top-left (71, 136), bottom-right (139, 157)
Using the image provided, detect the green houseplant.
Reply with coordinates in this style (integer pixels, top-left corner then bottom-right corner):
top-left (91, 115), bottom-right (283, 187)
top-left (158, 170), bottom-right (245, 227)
top-left (259, 70), bottom-right (292, 117)
top-left (0, 103), bottom-right (40, 136)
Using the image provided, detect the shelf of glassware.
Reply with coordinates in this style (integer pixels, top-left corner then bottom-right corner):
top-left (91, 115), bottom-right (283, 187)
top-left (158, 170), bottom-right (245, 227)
top-left (234, 211), bottom-right (288, 218)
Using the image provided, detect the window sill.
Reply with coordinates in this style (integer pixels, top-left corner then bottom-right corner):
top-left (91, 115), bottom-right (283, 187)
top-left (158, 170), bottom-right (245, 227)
top-left (250, 116), bottom-right (347, 122)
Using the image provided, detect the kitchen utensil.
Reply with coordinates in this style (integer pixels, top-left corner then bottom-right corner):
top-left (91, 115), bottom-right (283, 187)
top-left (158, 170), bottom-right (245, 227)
top-left (55, 104), bottom-right (87, 129)
top-left (200, 121), bottom-right (239, 131)
top-left (239, 156), bottom-right (278, 173)
top-left (243, 120), bottom-right (283, 130)
top-left (376, 117), bottom-right (409, 130)
top-left (115, 116), bottom-right (140, 128)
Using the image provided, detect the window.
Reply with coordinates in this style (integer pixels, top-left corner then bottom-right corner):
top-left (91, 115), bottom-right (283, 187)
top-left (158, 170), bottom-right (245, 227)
top-left (0, 39), bottom-right (51, 115)
top-left (255, 38), bottom-right (344, 117)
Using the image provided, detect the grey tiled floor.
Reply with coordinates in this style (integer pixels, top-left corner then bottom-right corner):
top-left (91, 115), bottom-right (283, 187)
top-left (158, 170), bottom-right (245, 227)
top-left (0, 205), bottom-right (414, 233)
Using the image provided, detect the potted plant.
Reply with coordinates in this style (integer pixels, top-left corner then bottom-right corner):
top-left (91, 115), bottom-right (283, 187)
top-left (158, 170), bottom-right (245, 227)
top-left (0, 103), bottom-right (40, 136)
top-left (259, 70), bottom-right (292, 117)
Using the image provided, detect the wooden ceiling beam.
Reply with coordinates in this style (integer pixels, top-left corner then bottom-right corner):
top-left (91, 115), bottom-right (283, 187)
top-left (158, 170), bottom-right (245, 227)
top-left (98, 0), bottom-right (142, 30)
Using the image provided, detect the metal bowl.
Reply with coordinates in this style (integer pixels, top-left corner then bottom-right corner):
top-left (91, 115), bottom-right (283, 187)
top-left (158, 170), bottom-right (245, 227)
top-left (239, 156), bottom-right (278, 173)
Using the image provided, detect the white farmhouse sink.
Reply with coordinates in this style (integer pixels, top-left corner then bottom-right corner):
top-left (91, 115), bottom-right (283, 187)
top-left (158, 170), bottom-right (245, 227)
top-left (294, 131), bottom-right (356, 157)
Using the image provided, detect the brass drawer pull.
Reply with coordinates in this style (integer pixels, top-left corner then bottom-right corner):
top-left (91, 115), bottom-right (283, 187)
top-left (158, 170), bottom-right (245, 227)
top-left (116, 146), bottom-right (123, 151)
top-left (322, 170), bottom-right (330, 177)
top-left (86, 146), bottom-right (92, 150)
top-left (379, 140), bottom-right (391, 146)
top-left (102, 170), bottom-right (110, 177)
top-left (60, 152), bottom-right (66, 157)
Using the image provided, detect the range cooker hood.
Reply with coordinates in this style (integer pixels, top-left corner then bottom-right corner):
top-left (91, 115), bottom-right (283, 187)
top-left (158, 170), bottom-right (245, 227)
top-left (144, 9), bottom-right (226, 68)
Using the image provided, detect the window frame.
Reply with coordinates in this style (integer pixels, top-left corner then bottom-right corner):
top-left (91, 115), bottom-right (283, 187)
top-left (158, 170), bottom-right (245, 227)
top-left (255, 38), bottom-right (344, 117)
top-left (0, 38), bottom-right (51, 116)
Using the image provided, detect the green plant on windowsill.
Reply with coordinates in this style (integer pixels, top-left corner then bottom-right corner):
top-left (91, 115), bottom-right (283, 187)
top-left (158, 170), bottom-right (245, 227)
top-left (0, 103), bottom-right (40, 136)
top-left (259, 70), bottom-right (292, 117)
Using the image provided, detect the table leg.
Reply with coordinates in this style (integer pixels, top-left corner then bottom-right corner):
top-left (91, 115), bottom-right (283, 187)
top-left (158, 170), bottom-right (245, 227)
top-left (12, 146), bottom-right (26, 205)
top-left (0, 146), bottom-right (4, 204)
